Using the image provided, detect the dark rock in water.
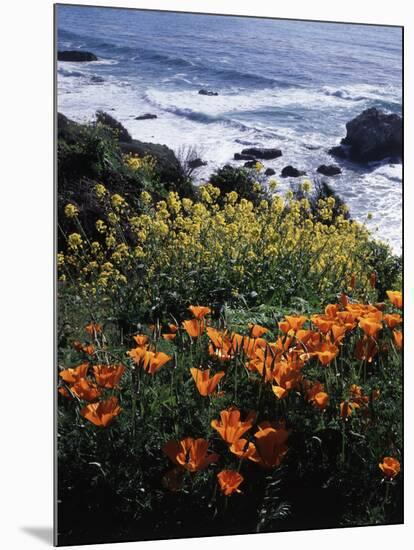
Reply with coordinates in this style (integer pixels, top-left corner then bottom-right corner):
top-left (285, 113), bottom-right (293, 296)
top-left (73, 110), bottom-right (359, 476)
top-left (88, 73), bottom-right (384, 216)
top-left (234, 152), bottom-right (256, 161)
top-left (198, 89), bottom-right (219, 96)
top-left (188, 158), bottom-right (207, 170)
top-left (281, 165), bottom-right (306, 178)
top-left (265, 168), bottom-right (276, 176)
top-left (244, 160), bottom-right (258, 168)
top-left (330, 108), bottom-right (402, 162)
top-left (304, 144), bottom-right (321, 151)
top-left (95, 110), bottom-right (132, 143)
top-left (328, 145), bottom-right (349, 159)
top-left (317, 164), bottom-right (342, 176)
top-left (90, 75), bottom-right (104, 83)
top-left (135, 113), bottom-right (158, 120)
top-left (58, 50), bottom-right (98, 62)
top-left (241, 147), bottom-right (282, 160)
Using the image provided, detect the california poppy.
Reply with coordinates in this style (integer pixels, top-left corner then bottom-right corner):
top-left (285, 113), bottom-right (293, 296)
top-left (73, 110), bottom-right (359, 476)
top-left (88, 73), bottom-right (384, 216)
top-left (133, 334), bottom-right (149, 348)
top-left (393, 330), bottom-right (403, 350)
top-left (128, 347), bottom-right (171, 375)
top-left (71, 378), bottom-right (102, 402)
top-left (190, 368), bottom-right (225, 396)
top-left (162, 437), bottom-right (219, 472)
top-left (229, 438), bottom-right (257, 461)
top-left (85, 322), bottom-right (102, 336)
top-left (182, 318), bottom-right (205, 339)
top-left (249, 324), bottom-right (268, 338)
top-left (207, 327), bottom-right (235, 361)
top-left (211, 408), bottom-right (255, 444)
top-left (384, 313), bottom-right (402, 329)
top-left (279, 315), bottom-right (307, 334)
top-left (93, 364), bottom-right (126, 388)
top-left (306, 381), bottom-right (329, 410)
top-left (379, 457), bottom-right (400, 479)
top-left (80, 396), bottom-right (121, 427)
top-left (188, 305), bottom-right (211, 319)
top-left (340, 400), bottom-right (360, 419)
top-left (386, 290), bottom-right (402, 309)
top-left (59, 362), bottom-right (89, 384)
top-left (217, 470), bottom-right (244, 496)
top-left (355, 336), bottom-right (378, 363)
top-left (250, 422), bottom-right (289, 468)
top-left (359, 317), bottom-right (382, 339)
top-left (313, 342), bottom-right (339, 366)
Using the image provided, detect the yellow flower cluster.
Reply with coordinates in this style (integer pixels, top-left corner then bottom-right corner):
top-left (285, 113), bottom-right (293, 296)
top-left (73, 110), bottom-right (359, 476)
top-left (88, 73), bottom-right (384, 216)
top-left (60, 184), bottom-right (376, 305)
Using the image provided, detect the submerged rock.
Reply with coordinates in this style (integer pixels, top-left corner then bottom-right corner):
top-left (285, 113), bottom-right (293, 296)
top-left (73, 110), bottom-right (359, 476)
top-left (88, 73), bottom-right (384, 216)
top-left (317, 164), bottom-right (342, 176)
top-left (135, 113), bottom-right (158, 120)
top-left (198, 89), bottom-right (219, 96)
top-left (58, 50), bottom-right (98, 62)
top-left (281, 165), bottom-right (306, 178)
top-left (234, 152), bottom-right (256, 161)
top-left (329, 108), bottom-right (402, 162)
top-left (265, 168), bottom-right (276, 176)
top-left (188, 158), bottom-right (207, 170)
top-left (240, 147), bottom-right (282, 160)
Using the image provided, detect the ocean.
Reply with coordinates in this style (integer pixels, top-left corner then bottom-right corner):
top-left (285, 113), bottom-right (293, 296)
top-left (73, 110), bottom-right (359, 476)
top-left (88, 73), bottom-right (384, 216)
top-left (56, 5), bottom-right (403, 252)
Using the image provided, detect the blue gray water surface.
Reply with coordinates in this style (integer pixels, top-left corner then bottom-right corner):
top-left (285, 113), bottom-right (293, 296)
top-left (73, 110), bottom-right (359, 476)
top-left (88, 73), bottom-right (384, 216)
top-left (57, 5), bottom-right (403, 252)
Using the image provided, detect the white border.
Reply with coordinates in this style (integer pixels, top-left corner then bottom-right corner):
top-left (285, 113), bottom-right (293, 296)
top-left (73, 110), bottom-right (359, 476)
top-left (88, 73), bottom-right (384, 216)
top-left (1, 1), bottom-right (411, 549)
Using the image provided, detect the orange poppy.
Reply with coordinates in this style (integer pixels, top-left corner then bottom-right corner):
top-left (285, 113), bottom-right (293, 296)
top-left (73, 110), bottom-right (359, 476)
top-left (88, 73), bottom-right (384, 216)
top-left (271, 357), bottom-right (303, 399)
top-left (384, 314), bottom-right (402, 329)
top-left (128, 347), bottom-right (171, 374)
top-left (313, 342), bottom-right (339, 366)
top-left (217, 470), bottom-right (244, 496)
top-left (162, 437), bottom-right (219, 472)
top-left (162, 324), bottom-right (178, 341)
top-left (249, 324), bottom-right (268, 338)
top-left (349, 384), bottom-right (369, 407)
top-left (386, 290), bottom-right (402, 309)
top-left (305, 381), bottom-right (329, 410)
top-left (71, 378), bottom-right (102, 401)
top-left (190, 368), bottom-right (225, 396)
top-left (59, 362), bottom-right (89, 384)
top-left (211, 408), bottom-right (255, 444)
top-left (340, 400), bottom-right (360, 419)
top-left (229, 438), bottom-right (257, 461)
top-left (93, 364), bottom-right (126, 388)
top-left (80, 396), bottom-right (121, 427)
top-left (133, 334), bottom-right (149, 348)
top-left (188, 305), bottom-right (211, 319)
top-left (250, 422), bottom-right (289, 468)
top-left (72, 341), bottom-right (94, 355)
top-left (58, 386), bottom-right (72, 399)
top-left (182, 318), bottom-right (205, 338)
top-left (340, 292), bottom-right (349, 308)
top-left (279, 315), bottom-right (307, 334)
top-left (85, 322), bottom-right (102, 336)
top-left (355, 336), bottom-right (378, 363)
top-left (379, 457), bottom-right (400, 479)
top-left (393, 330), bottom-right (403, 350)
top-left (207, 327), bottom-right (236, 361)
top-left (359, 318), bottom-right (382, 338)
top-left (311, 315), bottom-right (334, 334)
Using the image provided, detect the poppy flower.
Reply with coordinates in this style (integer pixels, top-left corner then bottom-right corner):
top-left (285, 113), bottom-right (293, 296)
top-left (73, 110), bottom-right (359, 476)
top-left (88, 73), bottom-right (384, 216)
top-left (249, 324), bottom-right (268, 338)
top-left (359, 317), bottom-right (382, 339)
top-left (355, 336), bottom-right (378, 363)
top-left (340, 292), bottom-right (349, 308)
top-left (340, 400), bottom-right (360, 419)
top-left (271, 357), bottom-right (303, 399)
top-left (128, 347), bottom-right (172, 374)
top-left (72, 341), bottom-right (94, 355)
top-left (311, 315), bottom-right (334, 334)
top-left (190, 368), bottom-right (225, 396)
top-left (58, 386), bottom-right (72, 399)
top-left (80, 396), bottom-right (121, 427)
top-left (379, 457), bottom-right (400, 480)
top-left (349, 384), bottom-right (369, 407)
top-left (162, 437), bottom-right (219, 472)
top-left (188, 305), bottom-right (211, 319)
top-left (85, 322), bottom-right (102, 336)
top-left (279, 315), bottom-right (307, 334)
top-left (386, 291), bottom-right (402, 309)
top-left (313, 342), bottom-right (339, 366)
top-left (182, 318), bottom-right (205, 338)
top-left (250, 422), bottom-right (289, 468)
top-left (306, 381), bottom-right (329, 410)
top-left (133, 334), bottom-right (149, 348)
top-left (71, 378), bottom-right (102, 401)
top-left (217, 470), bottom-right (244, 496)
top-left (207, 327), bottom-right (236, 361)
top-left (93, 364), bottom-right (126, 388)
top-left (384, 314), bottom-right (402, 329)
top-left (229, 438), bottom-right (257, 460)
top-left (211, 408), bottom-right (255, 444)
top-left (59, 362), bottom-right (89, 384)
top-left (393, 330), bottom-right (403, 350)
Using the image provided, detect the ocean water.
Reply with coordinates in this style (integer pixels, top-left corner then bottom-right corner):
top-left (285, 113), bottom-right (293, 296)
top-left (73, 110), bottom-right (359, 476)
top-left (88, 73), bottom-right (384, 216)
top-left (56, 5), bottom-right (403, 252)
